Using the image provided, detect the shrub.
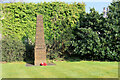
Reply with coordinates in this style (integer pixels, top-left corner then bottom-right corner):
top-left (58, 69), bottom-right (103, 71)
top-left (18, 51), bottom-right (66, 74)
top-left (72, 27), bottom-right (101, 60)
top-left (72, 7), bottom-right (120, 61)
top-left (2, 36), bottom-right (26, 62)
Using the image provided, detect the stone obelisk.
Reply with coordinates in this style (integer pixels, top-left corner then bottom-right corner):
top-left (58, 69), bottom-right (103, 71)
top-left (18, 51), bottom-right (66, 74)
top-left (34, 15), bottom-right (46, 66)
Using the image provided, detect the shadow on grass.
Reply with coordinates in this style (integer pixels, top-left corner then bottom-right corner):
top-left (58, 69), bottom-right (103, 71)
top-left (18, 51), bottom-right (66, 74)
top-left (64, 54), bottom-right (118, 62)
top-left (64, 54), bottom-right (105, 62)
top-left (64, 54), bottom-right (90, 62)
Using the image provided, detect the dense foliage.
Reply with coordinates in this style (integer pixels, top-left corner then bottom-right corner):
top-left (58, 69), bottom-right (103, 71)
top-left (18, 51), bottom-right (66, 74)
top-left (72, 1), bottom-right (120, 61)
top-left (1, 36), bottom-right (26, 62)
top-left (1, 2), bottom-right (85, 61)
top-left (1, 1), bottom-right (120, 62)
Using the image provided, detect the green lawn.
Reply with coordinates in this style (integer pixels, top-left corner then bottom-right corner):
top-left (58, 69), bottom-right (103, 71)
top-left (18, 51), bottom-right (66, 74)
top-left (1, 61), bottom-right (118, 78)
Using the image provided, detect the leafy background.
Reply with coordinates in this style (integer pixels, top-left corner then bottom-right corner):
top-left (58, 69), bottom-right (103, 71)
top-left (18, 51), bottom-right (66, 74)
top-left (1, 1), bottom-right (120, 62)
top-left (1, 2), bottom-right (85, 61)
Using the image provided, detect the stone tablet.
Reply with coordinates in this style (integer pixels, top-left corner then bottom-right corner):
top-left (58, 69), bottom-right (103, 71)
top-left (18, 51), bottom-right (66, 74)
top-left (34, 15), bottom-right (46, 66)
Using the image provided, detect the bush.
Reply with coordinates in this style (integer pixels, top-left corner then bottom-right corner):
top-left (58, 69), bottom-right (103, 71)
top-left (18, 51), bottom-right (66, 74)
top-left (2, 36), bottom-right (26, 62)
top-left (72, 27), bottom-right (101, 60)
top-left (72, 7), bottom-right (120, 61)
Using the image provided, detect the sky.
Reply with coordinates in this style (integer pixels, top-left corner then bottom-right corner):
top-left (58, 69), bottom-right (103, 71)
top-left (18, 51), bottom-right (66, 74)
top-left (85, 2), bottom-right (111, 13)
top-left (1, 0), bottom-right (113, 13)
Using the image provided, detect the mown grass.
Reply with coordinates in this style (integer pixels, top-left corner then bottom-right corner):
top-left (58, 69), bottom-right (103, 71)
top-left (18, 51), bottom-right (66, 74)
top-left (1, 61), bottom-right (118, 78)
